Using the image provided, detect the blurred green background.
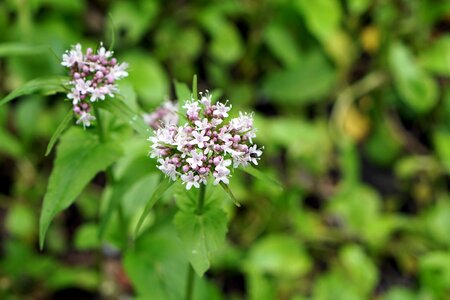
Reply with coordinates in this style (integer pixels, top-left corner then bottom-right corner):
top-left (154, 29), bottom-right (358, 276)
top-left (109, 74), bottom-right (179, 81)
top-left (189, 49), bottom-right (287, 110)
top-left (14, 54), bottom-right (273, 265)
top-left (1, 0), bottom-right (450, 299)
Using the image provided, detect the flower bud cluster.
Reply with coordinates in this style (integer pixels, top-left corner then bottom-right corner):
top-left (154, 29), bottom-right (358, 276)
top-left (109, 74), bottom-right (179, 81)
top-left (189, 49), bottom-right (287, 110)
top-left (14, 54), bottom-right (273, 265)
top-left (149, 92), bottom-right (263, 189)
top-left (61, 43), bottom-right (128, 127)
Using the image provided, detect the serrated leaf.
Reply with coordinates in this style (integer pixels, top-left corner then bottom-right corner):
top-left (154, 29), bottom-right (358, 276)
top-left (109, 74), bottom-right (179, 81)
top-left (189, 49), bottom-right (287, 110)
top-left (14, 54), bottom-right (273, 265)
top-left (174, 205), bottom-right (227, 276)
top-left (45, 109), bottom-right (73, 156)
top-left (173, 184), bottom-right (228, 276)
top-left (96, 97), bottom-right (150, 137)
top-left (39, 127), bottom-right (122, 249)
top-left (134, 178), bottom-right (175, 238)
top-left (0, 43), bottom-right (49, 57)
top-left (0, 76), bottom-right (68, 106)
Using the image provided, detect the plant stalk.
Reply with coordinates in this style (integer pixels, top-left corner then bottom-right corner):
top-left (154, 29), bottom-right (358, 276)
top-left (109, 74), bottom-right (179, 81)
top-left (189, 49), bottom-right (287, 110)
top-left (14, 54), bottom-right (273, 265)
top-left (185, 183), bottom-right (206, 300)
top-left (93, 106), bottom-right (128, 248)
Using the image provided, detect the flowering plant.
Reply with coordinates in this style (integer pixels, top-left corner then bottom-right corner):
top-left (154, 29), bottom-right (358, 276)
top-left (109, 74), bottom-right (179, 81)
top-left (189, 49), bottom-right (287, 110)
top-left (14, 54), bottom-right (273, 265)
top-left (148, 92), bottom-right (263, 190)
top-left (61, 43), bottom-right (128, 127)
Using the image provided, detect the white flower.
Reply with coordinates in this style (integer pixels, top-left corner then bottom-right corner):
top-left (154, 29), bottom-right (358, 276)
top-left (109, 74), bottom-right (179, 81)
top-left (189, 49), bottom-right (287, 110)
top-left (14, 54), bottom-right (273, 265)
top-left (181, 171), bottom-right (200, 190)
top-left (158, 158), bottom-right (178, 181)
top-left (186, 150), bottom-right (204, 169)
top-left (200, 92), bottom-right (212, 106)
top-left (61, 44), bottom-right (83, 67)
top-left (194, 118), bottom-right (209, 131)
top-left (75, 79), bottom-right (91, 95)
top-left (183, 101), bottom-right (200, 118)
top-left (76, 111), bottom-right (96, 128)
top-left (190, 130), bottom-right (210, 148)
top-left (67, 87), bottom-right (81, 105)
top-left (213, 102), bottom-right (231, 118)
top-left (97, 43), bottom-right (113, 59)
top-left (89, 87), bottom-right (106, 102)
top-left (110, 62), bottom-right (128, 80)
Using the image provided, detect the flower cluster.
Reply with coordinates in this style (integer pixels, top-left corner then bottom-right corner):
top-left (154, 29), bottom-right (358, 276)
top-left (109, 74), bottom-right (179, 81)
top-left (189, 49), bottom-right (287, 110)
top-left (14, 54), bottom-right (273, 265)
top-left (61, 43), bottom-right (128, 127)
top-left (149, 92), bottom-right (263, 189)
top-left (143, 101), bottom-right (179, 130)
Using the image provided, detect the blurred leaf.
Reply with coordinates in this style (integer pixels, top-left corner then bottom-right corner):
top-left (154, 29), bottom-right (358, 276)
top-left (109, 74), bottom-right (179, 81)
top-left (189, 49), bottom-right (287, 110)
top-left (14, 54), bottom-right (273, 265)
top-left (389, 43), bottom-right (438, 113)
top-left (419, 252), bottom-right (450, 298)
top-left (199, 9), bottom-right (243, 64)
top-left (6, 203), bottom-right (37, 240)
top-left (313, 271), bottom-right (360, 300)
top-left (241, 165), bottom-right (282, 190)
top-left (262, 52), bottom-right (336, 105)
top-left (0, 75), bottom-right (67, 106)
top-left (295, 0), bottom-right (342, 42)
top-left (245, 234), bottom-right (311, 277)
top-left (419, 35), bottom-right (450, 76)
top-left (434, 129), bottom-right (450, 173)
top-left (122, 51), bottom-right (169, 108)
top-left (0, 43), bottom-right (49, 57)
top-left (381, 287), bottom-right (417, 300)
top-left (339, 245), bottom-right (378, 296)
top-left (264, 23), bottom-right (301, 67)
top-left (109, 1), bottom-right (159, 44)
top-left (364, 115), bottom-right (402, 166)
top-left (174, 185), bottom-right (228, 276)
top-left (348, 0), bottom-right (371, 16)
top-left (0, 127), bottom-right (24, 157)
top-left (424, 197), bottom-right (450, 247)
top-left (39, 127), bottom-right (123, 249)
top-left (74, 223), bottom-right (99, 250)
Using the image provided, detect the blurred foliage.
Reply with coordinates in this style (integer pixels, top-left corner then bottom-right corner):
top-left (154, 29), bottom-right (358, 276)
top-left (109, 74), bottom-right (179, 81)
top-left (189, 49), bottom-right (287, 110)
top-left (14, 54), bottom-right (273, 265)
top-left (1, 0), bottom-right (450, 299)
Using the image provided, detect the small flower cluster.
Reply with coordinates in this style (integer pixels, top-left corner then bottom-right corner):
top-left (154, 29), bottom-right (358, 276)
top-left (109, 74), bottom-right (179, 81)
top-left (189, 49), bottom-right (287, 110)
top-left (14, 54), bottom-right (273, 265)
top-left (143, 101), bottom-right (179, 130)
top-left (149, 92), bottom-right (263, 189)
top-left (61, 43), bottom-right (128, 127)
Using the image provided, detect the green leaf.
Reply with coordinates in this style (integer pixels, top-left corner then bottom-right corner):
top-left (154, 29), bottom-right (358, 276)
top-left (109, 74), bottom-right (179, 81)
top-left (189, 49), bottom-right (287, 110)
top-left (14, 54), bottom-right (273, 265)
top-left (0, 43), bottom-right (49, 57)
top-left (121, 51), bottom-right (168, 107)
top-left (39, 127), bottom-right (123, 249)
top-left (173, 184), bottom-right (228, 276)
top-left (45, 109), bottom-right (73, 156)
top-left (261, 52), bottom-right (336, 105)
top-left (192, 74), bottom-right (198, 100)
top-left (74, 223), bottom-right (100, 250)
top-left (245, 234), bottom-right (311, 277)
top-left (295, 0), bottom-right (342, 42)
top-left (0, 76), bottom-right (68, 107)
top-left (174, 80), bottom-right (191, 102)
top-left (134, 178), bottom-right (175, 238)
top-left (242, 165), bottom-right (282, 189)
top-left (434, 129), bottom-right (450, 173)
top-left (219, 182), bottom-right (240, 207)
top-left (0, 127), bottom-right (24, 158)
top-left (419, 35), bottom-right (450, 76)
top-left (174, 204), bottom-right (228, 276)
top-left (99, 155), bottom-right (157, 239)
top-left (389, 43), bottom-right (438, 113)
top-left (96, 97), bottom-right (150, 137)
top-left (339, 245), bottom-right (378, 295)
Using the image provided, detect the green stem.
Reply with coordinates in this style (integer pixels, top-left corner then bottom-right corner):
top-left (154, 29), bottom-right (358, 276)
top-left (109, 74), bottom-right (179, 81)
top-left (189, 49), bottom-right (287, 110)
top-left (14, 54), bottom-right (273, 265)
top-left (185, 184), bottom-right (206, 300)
top-left (93, 106), bottom-right (128, 249)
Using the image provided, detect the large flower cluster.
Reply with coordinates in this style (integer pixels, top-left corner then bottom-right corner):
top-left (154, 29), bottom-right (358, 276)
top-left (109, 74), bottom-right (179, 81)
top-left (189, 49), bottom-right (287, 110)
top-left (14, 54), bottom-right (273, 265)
top-left (149, 93), bottom-right (263, 189)
top-left (61, 43), bottom-right (128, 127)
